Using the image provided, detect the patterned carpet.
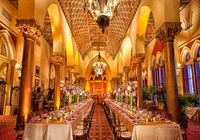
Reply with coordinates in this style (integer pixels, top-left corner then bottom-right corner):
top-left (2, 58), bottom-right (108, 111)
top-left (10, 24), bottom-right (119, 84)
top-left (89, 103), bottom-right (114, 140)
top-left (0, 115), bottom-right (16, 140)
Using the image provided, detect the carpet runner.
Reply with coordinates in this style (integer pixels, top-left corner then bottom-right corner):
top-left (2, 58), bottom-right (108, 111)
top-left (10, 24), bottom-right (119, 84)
top-left (0, 115), bottom-right (16, 140)
top-left (89, 103), bottom-right (114, 140)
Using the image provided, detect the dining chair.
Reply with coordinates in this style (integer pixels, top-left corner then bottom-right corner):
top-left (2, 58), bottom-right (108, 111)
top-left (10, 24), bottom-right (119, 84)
top-left (16, 117), bottom-right (25, 140)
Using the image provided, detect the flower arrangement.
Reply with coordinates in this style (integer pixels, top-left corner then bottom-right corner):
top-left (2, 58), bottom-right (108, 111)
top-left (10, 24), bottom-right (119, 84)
top-left (61, 83), bottom-right (91, 104)
top-left (126, 81), bottom-right (137, 97)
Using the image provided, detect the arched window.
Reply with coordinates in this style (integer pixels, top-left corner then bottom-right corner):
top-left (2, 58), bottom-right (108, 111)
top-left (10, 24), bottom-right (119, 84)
top-left (183, 52), bottom-right (194, 94)
top-left (142, 70), bottom-right (147, 87)
top-left (152, 59), bottom-right (157, 87)
top-left (195, 47), bottom-right (200, 95)
top-left (158, 56), bottom-right (165, 86)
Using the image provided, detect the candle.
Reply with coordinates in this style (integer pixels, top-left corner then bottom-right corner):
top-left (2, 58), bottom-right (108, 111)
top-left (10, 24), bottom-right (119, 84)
top-left (145, 118), bottom-right (148, 122)
top-left (47, 118), bottom-right (49, 122)
top-left (60, 117), bottom-right (63, 121)
top-left (153, 117), bottom-right (156, 122)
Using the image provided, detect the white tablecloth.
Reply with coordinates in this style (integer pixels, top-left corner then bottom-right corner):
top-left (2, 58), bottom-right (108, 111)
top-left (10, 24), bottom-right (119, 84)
top-left (131, 123), bottom-right (182, 140)
top-left (23, 124), bottom-right (47, 140)
top-left (23, 123), bottom-right (73, 140)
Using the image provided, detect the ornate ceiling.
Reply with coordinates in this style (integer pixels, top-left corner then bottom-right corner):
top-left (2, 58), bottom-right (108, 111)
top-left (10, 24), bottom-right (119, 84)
top-left (8, 0), bottom-right (18, 9)
top-left (43, 12), bottom-right (53, 47)
top-left (7, 0), bottom-right (191, 58)
top-left (59, 0), bottom-right (141, 59)
top-left (144, 12), bottom-right (156, 47)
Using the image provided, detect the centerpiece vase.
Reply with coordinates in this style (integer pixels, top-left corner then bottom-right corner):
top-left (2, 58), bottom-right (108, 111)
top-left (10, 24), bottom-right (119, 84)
top-left (69, 95), bottom-right (72, 104)
top-left (77, 95), bottom-right (79, 103)
top-left (125, 96), bottom-right (128, 104)
top-left (130, 94), bottom-right (133, 111)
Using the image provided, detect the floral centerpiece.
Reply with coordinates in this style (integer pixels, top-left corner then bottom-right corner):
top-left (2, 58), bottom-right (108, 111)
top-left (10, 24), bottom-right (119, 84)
top-left (61, 83), bottom-right (91, 105)
top-left (126, 81), bottom-right (137, 109)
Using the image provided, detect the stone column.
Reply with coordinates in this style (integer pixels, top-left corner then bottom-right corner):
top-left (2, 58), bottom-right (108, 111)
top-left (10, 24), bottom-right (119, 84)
top-left (134, 54), bottom-right (145, 109)
top-left (5, 60), bottom-right (16, 115)
top-left (156, 22), bottom-right (181, 122)
top-left (66, 66), bottom-right (74, 85)
top-left (123, 66), bottom-right (130, 86)
top-left (16, 19), bottom-right (41, 123)
top-left (52, 52), bottom-right (64, 110)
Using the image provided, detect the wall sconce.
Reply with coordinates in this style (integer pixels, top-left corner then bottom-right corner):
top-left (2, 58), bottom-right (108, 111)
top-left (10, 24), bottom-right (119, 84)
top-left (15, 64), bottom-right (22, 79)
top-left (176, 63), bottom-right (182, 76)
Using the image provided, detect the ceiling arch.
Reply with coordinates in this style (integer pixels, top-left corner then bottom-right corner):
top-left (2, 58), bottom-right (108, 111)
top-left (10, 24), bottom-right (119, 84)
top-left (58, 0), bottom-right (141, 59)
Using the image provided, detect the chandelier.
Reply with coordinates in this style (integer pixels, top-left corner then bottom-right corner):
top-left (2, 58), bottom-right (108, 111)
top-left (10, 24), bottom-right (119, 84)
top-left (84, 0), bottom-right (121, 33)
top-left (93, 52), bottom-right (107, 76)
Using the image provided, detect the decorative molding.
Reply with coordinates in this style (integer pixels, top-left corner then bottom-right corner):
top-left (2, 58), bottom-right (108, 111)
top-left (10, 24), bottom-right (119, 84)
top-left (2, 8), bottom-right (12, 22)
top-left (16, 19), bottom-right (41, 40)
top-left (156, 22), bottom-right (182, 43)
top-left (133, 53), bottom-right (145, 64)
top-left (51, 52), bottom-right (65, 65)
top-left (58, 0), bottom-right (141, 59)
top-left (123, 66), bottom-right (130, 73)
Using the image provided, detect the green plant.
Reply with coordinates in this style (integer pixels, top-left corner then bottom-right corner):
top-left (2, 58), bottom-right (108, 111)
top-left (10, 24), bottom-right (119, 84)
top-left (31, 87), bottom-right (48, 111)
top-left (178, 93), bottom-right (200, 116)
top-left (149, 86), bottom-right (157, 96)
top-left (142, 86), bottom-right (151, 101)
top-left (0, 79), bottom-right (7, 84)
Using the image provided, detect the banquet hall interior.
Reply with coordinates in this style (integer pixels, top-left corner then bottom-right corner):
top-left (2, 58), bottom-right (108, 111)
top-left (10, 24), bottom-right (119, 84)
top-left (0, 0), bottom-right (200, 140)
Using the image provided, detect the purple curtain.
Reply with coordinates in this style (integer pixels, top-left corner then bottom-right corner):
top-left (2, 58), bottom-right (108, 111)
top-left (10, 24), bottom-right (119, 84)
top-left (184, 65), bottom-right (189, 93)
top-left (152, 69), bottom-right (157, 87)
top-left (158, 67), bottom-right (162, 86)
top-left (195, 61), bottom-right (200, 95)
top-left (183, 65), bottom-right (194, 93)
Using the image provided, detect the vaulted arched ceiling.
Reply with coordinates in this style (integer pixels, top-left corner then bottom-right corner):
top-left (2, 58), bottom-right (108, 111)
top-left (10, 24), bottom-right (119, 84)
top-left (58, 0), bottom-right (141, 59)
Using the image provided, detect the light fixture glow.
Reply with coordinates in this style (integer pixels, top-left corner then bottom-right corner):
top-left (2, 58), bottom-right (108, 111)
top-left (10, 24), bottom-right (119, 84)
top-left (84, 0), bottom-right (121, 33)
top-left (93, 52), bottom-right (106, 76)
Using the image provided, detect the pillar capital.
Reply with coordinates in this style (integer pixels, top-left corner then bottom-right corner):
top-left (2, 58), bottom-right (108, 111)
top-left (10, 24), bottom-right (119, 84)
top-left (156, 22), bottom-right (182, 43)
top-left (16, 19), bottom-right (41, 40)
top-left (118, 73), bottom-right (123, 78)
top-left (112, 76), bottom-right (119, 81)
top-left (133, 53), bottom-right (145, 64)
top-left (78, 76), bottom-right (85, 81)
top-left (66, 66), bottom-right (74, 71)
top-left (51, 52), bottom-right (65, 65)
top-left (123, 66), bottom-right (130, 73)
top-left (10, 60), bottom-right (17, 66)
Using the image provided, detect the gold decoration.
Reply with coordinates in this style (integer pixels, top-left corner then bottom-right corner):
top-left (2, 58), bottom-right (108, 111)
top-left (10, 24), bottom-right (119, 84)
top-left (133, 53), bottom-right (145, 64)
top-left (51, 52), bottom-right (65, 65)
top-left (16, 19), bottom-right (41, 39)
top-left (123, 66), bottom-right (130, 73)
top-left (58, 0), bottom-right (141, 59)
top-left (156, 22), bottom-right (182, 43)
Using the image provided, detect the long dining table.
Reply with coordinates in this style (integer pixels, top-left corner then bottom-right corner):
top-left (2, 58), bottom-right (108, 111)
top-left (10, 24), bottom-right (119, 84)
top-left (23, 99), bottom-right (94, 140)
top-left (104, 99), bottom-right (183, 140)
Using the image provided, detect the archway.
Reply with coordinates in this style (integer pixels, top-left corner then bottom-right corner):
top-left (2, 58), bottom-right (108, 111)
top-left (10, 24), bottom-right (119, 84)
top-left (85, 54), bottom-right (112, 98)
top-left (0, 30), bottom-right (16, 115)
top-left (135, 6), bottom-right (156, 55)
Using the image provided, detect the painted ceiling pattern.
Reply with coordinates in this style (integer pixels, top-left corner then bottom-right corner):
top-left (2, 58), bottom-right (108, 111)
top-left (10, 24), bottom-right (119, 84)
top-left (59, 0), bottom-right (141, 59)
top-left (7, 0), bottom-right (192, 58)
